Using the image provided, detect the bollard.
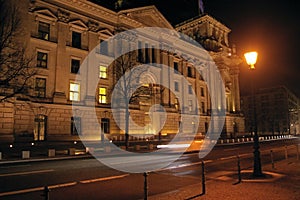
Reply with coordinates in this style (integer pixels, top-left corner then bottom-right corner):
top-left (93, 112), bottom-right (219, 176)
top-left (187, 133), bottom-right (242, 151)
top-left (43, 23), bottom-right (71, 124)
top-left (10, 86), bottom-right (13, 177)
top-left (297, 144), bottom-right (299, 161)
top-left (285, 146), bottom-right (288, 160)
top-left (41, 186), bottom-right (50, 200)
top-left (143, 172), bottom-right (148, 200)
top-left (22, 151), bottom-right (30, 159)
top-left (270, 150), bottom-right (275, 169)
top-left (135, 145), bottom-right (141, 151)
top-left (201, 160), bottom-right (206, 195)
top-left (48, 149), bottom-right (55, 157)
top-left (148, 144), bottom-right (154, 150)
top-left (237, 155), bottom-right (241, 183)
top-left (69, 148), bottom-right (75, 156)
top-left (104, 146), bottom-right (111, 153)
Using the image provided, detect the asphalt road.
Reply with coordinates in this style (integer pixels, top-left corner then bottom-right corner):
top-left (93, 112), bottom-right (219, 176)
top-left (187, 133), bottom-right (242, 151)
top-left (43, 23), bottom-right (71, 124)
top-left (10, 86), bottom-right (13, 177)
top-left (0, 138), bottom-right (299, 199)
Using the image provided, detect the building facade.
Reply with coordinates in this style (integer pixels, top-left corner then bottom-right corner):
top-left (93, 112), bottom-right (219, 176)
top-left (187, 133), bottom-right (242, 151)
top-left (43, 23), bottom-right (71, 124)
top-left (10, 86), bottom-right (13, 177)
top-left (0, 0), bottom-right (245, 143)
top-left (241, 86), bottom-right (300, 136)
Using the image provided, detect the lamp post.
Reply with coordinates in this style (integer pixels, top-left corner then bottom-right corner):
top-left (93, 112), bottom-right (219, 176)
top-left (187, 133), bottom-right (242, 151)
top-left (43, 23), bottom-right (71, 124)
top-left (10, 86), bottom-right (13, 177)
top-left (244, 51), bottom-right (263, 177)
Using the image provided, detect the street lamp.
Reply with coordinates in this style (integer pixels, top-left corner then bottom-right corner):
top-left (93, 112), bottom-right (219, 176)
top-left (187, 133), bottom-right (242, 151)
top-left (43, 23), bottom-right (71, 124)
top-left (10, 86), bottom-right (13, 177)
top-left (244, 51), bottom-right (264, 177)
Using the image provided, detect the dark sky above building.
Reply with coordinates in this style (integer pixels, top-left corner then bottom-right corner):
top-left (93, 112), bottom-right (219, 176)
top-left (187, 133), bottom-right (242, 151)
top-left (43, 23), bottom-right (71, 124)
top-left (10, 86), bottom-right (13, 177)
top-left (92, 0), bottom-right (300, 97)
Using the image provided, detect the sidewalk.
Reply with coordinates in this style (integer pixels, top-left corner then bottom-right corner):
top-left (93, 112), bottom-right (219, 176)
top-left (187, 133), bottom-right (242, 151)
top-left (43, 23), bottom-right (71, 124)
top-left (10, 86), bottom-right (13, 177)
top-left (149, 158), bottom-right (300, 200)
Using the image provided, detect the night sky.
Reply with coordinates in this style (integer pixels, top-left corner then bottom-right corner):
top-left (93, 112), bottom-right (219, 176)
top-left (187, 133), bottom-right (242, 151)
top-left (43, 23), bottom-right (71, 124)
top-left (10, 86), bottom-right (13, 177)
top-left (94, 0), bottom-right (300, 97)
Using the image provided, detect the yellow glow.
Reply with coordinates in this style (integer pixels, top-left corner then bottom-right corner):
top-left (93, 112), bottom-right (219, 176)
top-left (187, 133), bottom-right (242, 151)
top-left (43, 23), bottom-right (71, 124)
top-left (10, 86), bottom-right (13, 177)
top-left (244, 51), bottom-right (258, 69)
top-left (99, 66), bottom-right (107, 78)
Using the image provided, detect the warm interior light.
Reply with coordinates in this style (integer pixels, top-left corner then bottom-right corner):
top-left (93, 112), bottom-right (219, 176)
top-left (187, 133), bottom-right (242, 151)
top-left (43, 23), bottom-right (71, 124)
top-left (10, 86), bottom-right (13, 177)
top-left (244, 51), bottom-right (258, 69)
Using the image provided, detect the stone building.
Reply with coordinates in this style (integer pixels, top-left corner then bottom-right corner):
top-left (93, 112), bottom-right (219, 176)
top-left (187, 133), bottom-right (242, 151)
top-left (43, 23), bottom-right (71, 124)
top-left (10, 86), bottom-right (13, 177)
top-left (241, 86), bottom-right (300, 136)
top-left (0, 0), bottom-right (244, 143)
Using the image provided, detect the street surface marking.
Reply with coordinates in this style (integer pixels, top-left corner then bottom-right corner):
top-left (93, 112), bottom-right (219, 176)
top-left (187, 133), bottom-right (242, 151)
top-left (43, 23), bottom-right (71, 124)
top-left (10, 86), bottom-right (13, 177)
top-left (48, 182), bottom-right (77, 189)
top-left (0, 169), bottom-right (54, 177)
top-left (0, 164), bottom-right (31, 169)
top-left (0, 187), bottom-right (44, 197)
top-left (80, 174), bottom-right (129, 184)
top-left (0, 182), bottom-right (77, 197)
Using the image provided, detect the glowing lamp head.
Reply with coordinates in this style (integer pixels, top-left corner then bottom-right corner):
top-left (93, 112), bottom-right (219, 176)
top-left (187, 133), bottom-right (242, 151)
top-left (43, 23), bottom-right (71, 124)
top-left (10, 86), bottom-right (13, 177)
top-left (244, 51), bottom-right (258, 69)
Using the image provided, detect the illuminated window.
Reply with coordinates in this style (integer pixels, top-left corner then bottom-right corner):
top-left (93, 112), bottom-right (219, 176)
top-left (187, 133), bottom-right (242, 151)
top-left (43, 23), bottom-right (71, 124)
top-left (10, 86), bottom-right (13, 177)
top-left (175, 98), bottom-right (179, 110)
top-left (70, 82), bottom-right (80, 101)
top-left (35, 78), bottom-right (46, 98)
top-left (37, 52), bottom-right (48, 68)
top-left (99, 66), bottom-right (107, 79)
top-left (99, 87), bottom-right (107, 104)
top-left (38, 22), bottom-right (50, 40)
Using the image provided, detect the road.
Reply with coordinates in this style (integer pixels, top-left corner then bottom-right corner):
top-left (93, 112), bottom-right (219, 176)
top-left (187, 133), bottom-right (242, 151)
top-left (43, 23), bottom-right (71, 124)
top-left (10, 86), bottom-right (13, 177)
top-left (0, 138), bottom-right (299, 199)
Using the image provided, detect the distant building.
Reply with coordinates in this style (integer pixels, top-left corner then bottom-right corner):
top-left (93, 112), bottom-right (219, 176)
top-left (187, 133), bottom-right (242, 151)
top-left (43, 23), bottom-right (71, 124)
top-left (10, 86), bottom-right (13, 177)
top-left (241, 86), bottom-right (300, 136)
top-left (0, 0), bottom-right (244, 142)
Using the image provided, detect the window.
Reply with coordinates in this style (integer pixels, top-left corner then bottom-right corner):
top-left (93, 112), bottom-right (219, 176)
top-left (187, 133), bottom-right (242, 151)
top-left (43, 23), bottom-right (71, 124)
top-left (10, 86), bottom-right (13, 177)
top-left (99, 65), bottom-right (107, 79)
top-left (151, 46), bottom-right (156, 62)
top-left (187, 66), bottom-right (193, 77)
top-left (174, 62), bottom-right (179, 74)
top-left (201, 102), bottom-right (205, 113)
top-left (188, 85), bottom-right (193, 94)
top-left (100, 40), bottom-right (108, 55)
top-left (101, 118), bottom-right (110, 134)
top-left (174, 81), bottom-right (179, 92)
top-left (71, 59), bottom-right (80, 74)
top-left (137, 41), bottom-right (143, 62)
top-left (201, 87), bottom-right (205, 97)
top-left (37, 52), bottom-right (48, 68)
top-left (99, 87), bottom-right (107, 104)
top-left (35, 78), bottom-right (46, 98)
top-left (145, 43), bottom-right (150, 63)
top-left (38, 22), bottom-right (50, 40)
top-left (188, 100), bottom-right (193, 112)
top-left (70, 82), bottom-right (80, 101)
top-left (72, 31), bottom-right (81, 48)
top-left (71, 117), bottom-right (81, 135)
top-left (175, 98), bottom-right (179, 110)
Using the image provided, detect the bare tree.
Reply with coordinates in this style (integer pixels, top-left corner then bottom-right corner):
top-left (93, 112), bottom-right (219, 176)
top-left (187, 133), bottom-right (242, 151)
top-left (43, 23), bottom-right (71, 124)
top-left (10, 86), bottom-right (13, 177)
top-left (0, 0), bottom-right (35, 102)
top-left (113, 47), bottom-right (164, 149)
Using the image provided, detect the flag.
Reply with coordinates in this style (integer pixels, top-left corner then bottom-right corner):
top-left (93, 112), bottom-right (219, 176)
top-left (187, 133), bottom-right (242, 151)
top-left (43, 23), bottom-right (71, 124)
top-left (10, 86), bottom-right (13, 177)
top-left (198, 0), bottom-right (204, 14)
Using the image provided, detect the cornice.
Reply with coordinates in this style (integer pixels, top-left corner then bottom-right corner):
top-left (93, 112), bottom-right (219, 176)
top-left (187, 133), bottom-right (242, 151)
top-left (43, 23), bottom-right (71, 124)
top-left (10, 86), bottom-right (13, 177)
top-left (176, 14), bottom-right (231, 33)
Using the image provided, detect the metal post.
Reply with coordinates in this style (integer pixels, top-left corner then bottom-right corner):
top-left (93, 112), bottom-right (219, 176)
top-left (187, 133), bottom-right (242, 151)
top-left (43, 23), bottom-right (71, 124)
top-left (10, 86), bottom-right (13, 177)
top-left (297, 144), bottom-right (299, 161)
top-left (41, 186), bottom-right (50, 200)
top-left (143, 172), bottom-right (148, 200)
top-left (237, 155), bottom-right (241, 183)
top-left (201, 160), bottom-right (206, 195)
top-left (285, 145), bottom-right (288, 160)
top-left (270, 150), bottom-right (275, 169)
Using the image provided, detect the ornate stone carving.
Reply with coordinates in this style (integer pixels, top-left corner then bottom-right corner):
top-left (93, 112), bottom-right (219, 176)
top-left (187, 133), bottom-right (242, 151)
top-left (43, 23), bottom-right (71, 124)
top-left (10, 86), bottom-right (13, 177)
top-left (88, 20), bottom-right (99, 32)
top-left (58, 9), bottom-right (70, 23)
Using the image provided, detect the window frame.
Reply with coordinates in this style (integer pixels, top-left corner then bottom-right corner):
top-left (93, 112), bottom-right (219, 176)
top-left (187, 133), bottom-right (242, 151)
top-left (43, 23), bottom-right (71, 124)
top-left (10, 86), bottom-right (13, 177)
top-left (69, 82), bottom-right (80, 101)
top-left (35, 77), bottom-right (46, 98)
top-left (99, 87), bottom-right (107, 104)
top-left (99, 65), bottom-right (108, 79)
top-left (38, 21), bottom-right (50, 41)
top-left (37, 51), bottom-right (48, 68)
top-left (72, 31), bottom-right (82, 49)
top-left (71, 59), bottom-right (80, 74)
top-left (71, 116), bottom-right (81, 135)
